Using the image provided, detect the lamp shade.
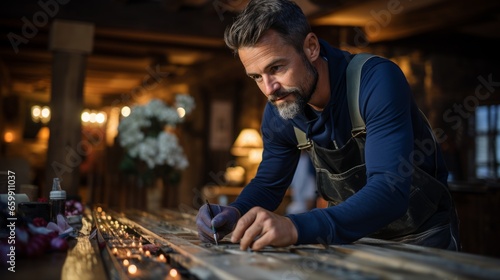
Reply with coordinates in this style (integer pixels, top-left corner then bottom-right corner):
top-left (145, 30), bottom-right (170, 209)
top-left (231, 128), bottom-right (263, 156)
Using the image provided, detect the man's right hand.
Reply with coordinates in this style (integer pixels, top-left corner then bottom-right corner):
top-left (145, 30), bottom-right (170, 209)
top-left (196, 203), bottom-right (241, 243)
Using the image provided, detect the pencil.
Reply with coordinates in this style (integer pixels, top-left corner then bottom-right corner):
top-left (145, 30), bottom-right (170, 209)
top-left (205, 199), bottom-right (219, 245)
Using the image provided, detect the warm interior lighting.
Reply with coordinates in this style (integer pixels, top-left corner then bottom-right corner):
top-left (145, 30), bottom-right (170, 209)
top-left (41, 106), bottom-right (50, 118)
top-left (89, 112), bottom-right (96, 123)
top-left (96, 112), bottom-right (106, 124)
top-left (231, 128), bottom-right (263, 156)
top-left (31, 105), bottom-right (41, 120)
top-left (128, 264), bottom-right (137, 274)
top-left (36, 127), bottom-right (50, 141)
top-left (81, 109), bottom-right (107, 126)
top-left (248, 148), bottom-right (263, 164)
top-left (4, 131), bottom-right (14, 143)
top-left (231, 129), bottom-right (264, 184)
top-left (169, 268), bottom-right (178, 278)
top-left (106, 107), bottom-right (121, 146)
top-left (177, 107), bottom-right (186, 118)
top-left (81, 110), bottom-right (90, 122)
top-left (31, 105), bottom-right (51, 123)
top-left (121, 106), bottom-right (131, 117)
top-left (224, 166), bottom-right (245, 185)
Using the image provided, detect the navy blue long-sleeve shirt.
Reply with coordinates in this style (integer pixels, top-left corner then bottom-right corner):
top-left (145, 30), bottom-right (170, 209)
top-left (230, 40), bottom-right (449, 245)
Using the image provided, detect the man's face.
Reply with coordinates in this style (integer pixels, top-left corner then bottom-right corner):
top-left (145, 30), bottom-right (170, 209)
top-left (238, 30), bottom-right (318, 119)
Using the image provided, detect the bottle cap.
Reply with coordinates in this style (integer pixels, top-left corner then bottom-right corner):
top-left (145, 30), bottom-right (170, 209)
top-left (50, 178), bottom-right (66, 200)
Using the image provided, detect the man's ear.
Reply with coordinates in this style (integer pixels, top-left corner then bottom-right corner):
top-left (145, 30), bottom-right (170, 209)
top-left (303, 32), bottom-right (320, 62)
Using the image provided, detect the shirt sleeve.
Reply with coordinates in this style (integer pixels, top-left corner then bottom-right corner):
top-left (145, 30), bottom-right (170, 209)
top-left (288, 59), bottom-right (414, 244)
top-left (230, 104), bottom-right (301, 215)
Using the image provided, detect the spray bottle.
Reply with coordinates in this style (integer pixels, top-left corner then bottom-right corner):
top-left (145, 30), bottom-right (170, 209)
top-left (50, 178), bottom-right (66, 222)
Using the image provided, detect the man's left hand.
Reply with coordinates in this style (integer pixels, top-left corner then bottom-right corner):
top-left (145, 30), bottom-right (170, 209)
top-left (230, 206), bottom-right (298, 251)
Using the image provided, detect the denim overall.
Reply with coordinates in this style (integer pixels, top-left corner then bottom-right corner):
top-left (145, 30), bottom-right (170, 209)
top-left (294, 54), bottom-right (460, 249)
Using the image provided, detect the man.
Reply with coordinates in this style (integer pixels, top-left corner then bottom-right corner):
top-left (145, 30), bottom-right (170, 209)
top-left (197, 0), bottom-right (460, 251)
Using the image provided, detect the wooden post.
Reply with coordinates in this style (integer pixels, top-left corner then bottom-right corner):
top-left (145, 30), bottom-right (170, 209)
top-left (45, 20), bottom-right (94, 198)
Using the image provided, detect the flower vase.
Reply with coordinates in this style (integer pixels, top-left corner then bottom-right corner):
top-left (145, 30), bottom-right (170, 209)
top-left (161, 176), bottom-right (178, 209)
top-left (146, 177), bottom-right (163, 211)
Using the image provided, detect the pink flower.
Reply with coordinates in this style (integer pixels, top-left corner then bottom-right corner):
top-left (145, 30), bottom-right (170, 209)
top-left (65, 200), bottom-right (84, 216)
top-left (46, 214), bottom-right (74, 236)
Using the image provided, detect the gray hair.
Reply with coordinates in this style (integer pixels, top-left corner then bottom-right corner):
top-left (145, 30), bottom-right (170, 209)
top-left (224, 0), bottom-right (311, 55)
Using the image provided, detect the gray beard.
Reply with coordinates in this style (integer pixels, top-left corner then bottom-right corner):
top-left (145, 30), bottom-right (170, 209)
top-left (273, 54), bottom-right (319, 120)
top-left (276, 97), bottom-right (304, 119)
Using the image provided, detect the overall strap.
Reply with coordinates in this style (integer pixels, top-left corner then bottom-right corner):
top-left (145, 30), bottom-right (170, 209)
top-left (294, 126), bottom-right (312, 150)
top-left (347, 54), bottom-right (440, 178)
top-left (294, 53), bottom-right (377, 148)
top-left (346, 53), bottom-right (377, 137)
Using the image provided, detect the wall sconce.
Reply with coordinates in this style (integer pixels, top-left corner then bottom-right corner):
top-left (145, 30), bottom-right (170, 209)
top-left (31, 105), bottom-right (51, 124)
top-left (230, 128), bottom-right (263, 157)
top-left (81, 109), bottom-right (107, 126)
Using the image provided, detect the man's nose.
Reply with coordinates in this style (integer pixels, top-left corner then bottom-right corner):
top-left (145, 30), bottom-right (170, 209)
top-left (262, 75), bottom-right (279, 97)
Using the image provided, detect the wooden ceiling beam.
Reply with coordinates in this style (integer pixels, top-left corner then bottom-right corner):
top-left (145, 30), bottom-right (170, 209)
top-left (95, 27), bottom-right (225, 49)
top-left (0, 0), bottom-right (229, 39)
top-left (366, 0), bottom-right (500, 42)
top-left (311, 0), bottom-right (500, 42)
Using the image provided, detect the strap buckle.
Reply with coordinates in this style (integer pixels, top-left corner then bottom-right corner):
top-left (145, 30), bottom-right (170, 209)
top-left (297, 140), bottom-right (312, 150)
top-left (351, 129), bottom-right (366, 138)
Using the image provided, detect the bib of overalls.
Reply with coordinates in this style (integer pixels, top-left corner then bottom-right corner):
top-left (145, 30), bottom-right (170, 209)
top-left (303, 133), bottom-right (449, 239)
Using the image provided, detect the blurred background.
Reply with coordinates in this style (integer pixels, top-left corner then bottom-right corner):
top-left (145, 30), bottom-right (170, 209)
top-left (0, 0), bottom-right (499, 256)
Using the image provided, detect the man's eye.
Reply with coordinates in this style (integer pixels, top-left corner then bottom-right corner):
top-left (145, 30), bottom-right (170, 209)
top-left (270, 65), bottom-right (282, 74)
top-left (250, 75), bottom-right (262, 82)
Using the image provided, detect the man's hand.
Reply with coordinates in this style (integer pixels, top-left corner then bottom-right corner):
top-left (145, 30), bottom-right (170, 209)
top-left (231, 206), bottom-right (298, 251)
top-left (196, 204), bottom-right (240, 243)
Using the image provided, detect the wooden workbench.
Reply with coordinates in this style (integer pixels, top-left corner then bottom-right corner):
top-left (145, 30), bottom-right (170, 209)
top-left (11, 206), bottom-right (499, 279)
top-left (84, 207), bottom-right (500, 280)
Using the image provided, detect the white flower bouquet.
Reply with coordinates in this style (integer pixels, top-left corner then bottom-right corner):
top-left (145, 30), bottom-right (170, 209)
top-left (117, 95), bottom-right (195, 185)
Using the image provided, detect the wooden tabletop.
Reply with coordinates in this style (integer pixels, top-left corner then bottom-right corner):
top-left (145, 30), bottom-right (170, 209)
top-left (5, 216), bottom-right (107, 280)
top-left (9, 207), bottom-right (500, 280)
